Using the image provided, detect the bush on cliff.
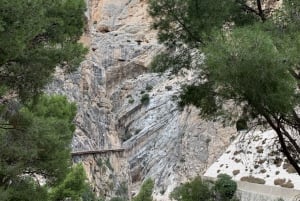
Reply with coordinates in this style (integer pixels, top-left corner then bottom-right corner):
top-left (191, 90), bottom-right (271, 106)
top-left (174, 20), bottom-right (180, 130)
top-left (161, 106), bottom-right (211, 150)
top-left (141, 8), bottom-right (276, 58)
top-left (132, 178), bottom-right (154, 201)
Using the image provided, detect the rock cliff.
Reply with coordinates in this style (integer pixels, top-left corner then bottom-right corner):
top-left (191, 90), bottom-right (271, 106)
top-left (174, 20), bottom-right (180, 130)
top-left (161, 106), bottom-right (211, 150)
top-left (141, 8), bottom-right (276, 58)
top-left (47, 0), bottom-right (236, 200)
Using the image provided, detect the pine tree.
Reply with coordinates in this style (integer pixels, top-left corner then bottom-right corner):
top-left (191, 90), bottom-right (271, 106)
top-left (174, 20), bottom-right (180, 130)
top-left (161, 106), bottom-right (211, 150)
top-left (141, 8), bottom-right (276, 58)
top-left (50, 164), bottom-right (90, 201)
top-left (0, 95), bottom-right (77, 200)
top-left (149, 0), bottom-right (300, 174)
top-left (0, 0), bottom-right (87, 101)
top-left (0, 0), bottom-right (90, 200)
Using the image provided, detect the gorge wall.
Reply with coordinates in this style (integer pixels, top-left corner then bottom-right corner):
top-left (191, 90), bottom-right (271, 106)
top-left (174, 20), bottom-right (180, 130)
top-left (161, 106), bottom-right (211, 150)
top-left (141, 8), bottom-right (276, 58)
top-left (47, 0), bottom-right (236, 200)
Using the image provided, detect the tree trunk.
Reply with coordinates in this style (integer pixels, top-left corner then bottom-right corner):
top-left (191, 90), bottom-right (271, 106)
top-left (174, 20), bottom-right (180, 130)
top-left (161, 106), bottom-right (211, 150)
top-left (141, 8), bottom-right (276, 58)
top-left (256, 0), bottom-right (266, 21)
top-left (263, 114), bottom-right (300, 175)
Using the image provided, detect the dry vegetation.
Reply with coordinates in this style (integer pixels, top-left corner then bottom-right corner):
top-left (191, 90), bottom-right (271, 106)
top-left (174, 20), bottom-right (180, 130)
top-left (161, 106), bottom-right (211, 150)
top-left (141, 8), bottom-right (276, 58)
top-left (233, 170), bottom-right (240, 176)
top-left (240, 176), bottom-right (266, 184)
top-left (274, 178), bottom-right (294, 188)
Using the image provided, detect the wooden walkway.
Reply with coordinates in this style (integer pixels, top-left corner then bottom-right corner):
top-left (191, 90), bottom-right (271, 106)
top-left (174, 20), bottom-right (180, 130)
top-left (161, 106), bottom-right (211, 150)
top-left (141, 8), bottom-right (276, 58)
top-left (71, 147), bottom-right (126, 156)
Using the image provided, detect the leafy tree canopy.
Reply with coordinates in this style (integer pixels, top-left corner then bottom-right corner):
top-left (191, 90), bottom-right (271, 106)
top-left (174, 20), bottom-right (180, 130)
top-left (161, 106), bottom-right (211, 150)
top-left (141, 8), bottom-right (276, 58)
top-left (149, 0), bottom-right (300, 174)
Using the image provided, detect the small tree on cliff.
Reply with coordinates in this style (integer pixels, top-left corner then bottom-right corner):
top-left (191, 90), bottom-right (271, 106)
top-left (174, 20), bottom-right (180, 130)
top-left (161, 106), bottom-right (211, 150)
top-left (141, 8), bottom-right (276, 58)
top-left (149, 0), bottom-right (300, 174)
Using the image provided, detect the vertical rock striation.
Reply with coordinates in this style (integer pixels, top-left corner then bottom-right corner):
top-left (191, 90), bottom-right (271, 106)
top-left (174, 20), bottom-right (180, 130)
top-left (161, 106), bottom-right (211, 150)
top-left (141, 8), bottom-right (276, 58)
top-left (47, 0), bottom-right (236, 200)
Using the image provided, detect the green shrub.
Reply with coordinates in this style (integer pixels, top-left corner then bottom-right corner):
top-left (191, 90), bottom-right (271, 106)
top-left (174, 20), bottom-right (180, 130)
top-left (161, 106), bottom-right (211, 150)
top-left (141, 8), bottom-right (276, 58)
top-left (149, 53), bottom-right (173, 73)
top-left (96, 197), bottom-right (105, 201)
top-left (165, 85), bottom-right (172, 91)
top-left (50, 164), bottom-right (90, 201)
top-left (105, 159), bottom-right (113, 171)
top-left (97, 159), bottom-right (103, 167)
top-left (170, 175), bottom-right (239, 201)
top-left (146, 85), bottom-right (153, 91)
top-left (116, 182), bottom-right (128, 198)
top-left (140, 94), bottom-right (150, 105)
top-left (81, 185), bottom-right (97, 201)
top-left (132, 178), bottom-right (154, 201)
top-left (110, 197), bottom-right (125, 201)
top-left (170, 177), bottom-right (211, 201)
top-left (122, 132), bottom-right (132, 142)
top-left (128, 99), bottom-right (134, 104)
top-left (214, 174), bottom-right (237, 201)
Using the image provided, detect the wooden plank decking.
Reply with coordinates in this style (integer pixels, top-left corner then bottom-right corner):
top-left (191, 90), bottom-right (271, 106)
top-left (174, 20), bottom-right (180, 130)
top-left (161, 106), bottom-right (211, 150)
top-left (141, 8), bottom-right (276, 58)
top-left (71, 148), bottom-right (126, 156)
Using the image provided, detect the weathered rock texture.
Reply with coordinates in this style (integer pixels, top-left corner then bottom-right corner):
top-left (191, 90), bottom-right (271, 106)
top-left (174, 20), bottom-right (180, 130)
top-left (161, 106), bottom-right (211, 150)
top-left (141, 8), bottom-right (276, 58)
top-left (47, 0), bottom-right (236, 200)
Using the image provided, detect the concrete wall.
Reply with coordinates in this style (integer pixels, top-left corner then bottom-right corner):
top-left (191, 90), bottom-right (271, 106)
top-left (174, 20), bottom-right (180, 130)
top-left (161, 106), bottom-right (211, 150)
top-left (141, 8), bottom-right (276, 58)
top-left (236, 181), bottom-right (300, 201)
top-left (203, 176), bottom-right (300, 201)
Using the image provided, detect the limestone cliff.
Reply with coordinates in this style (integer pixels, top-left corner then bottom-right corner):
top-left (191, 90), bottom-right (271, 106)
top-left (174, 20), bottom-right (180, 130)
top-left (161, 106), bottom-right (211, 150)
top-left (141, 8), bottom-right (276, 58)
top-left (47, 0), bottom-right (235, 200)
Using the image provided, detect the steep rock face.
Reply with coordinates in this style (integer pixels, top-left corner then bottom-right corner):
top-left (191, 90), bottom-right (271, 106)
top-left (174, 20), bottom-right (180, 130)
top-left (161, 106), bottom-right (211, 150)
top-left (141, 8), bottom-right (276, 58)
top-left (47, 0), bottom-right (235, 200)
top-left (115, 72), bottom-right (236, 198)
